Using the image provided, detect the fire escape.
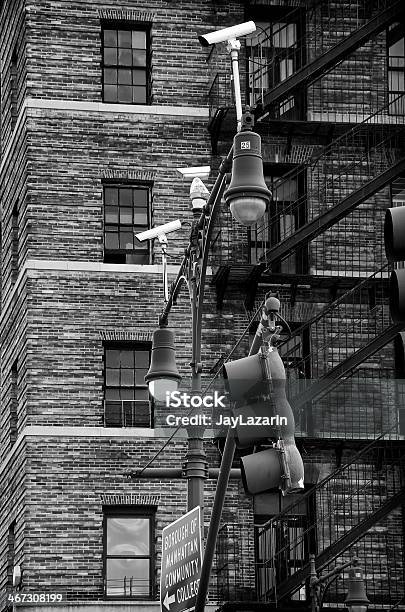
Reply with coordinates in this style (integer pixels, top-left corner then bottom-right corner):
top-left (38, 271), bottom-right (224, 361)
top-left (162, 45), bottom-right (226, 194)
top-left (207, 0), bottom-right (405, 608)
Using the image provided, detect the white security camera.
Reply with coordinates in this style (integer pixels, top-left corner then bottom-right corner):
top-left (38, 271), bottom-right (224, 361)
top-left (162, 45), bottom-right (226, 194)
top-left (135, 219), bottom-right (182, 242)
top-left (198, 21), bottom-right (256, 47)
top-left (177, 166), bottom-right (211, 179)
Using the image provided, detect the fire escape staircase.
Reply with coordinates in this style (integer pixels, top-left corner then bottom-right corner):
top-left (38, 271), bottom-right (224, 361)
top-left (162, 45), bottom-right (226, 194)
top-left (260, 0), bottom-right (404, 116)
top-left (260, 433), bottom-right (405, 604)
top-left (267, 262), bottom-right (403, 415)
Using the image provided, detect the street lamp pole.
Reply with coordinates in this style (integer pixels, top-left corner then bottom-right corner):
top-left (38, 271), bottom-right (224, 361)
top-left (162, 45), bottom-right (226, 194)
top-left (157, 149), bottom-right (233, 515)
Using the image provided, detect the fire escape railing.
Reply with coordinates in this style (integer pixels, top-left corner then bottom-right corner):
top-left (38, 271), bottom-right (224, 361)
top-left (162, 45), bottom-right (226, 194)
top-left (214, 430), bottom-right (405, 606)
top-left (211, 93), bottom-right (405, 276)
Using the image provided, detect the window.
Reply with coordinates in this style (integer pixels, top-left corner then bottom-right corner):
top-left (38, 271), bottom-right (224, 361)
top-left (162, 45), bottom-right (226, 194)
top-left (102, 24), bottom-right (150, 104)
top-left (6, 522), bottom-right (16, 588)
top-left (248, 172), bottom-right (308, 274)
top-left (104, 184), bottom-right (152, 264)
top-left (104, 343), bottom-right (152, 427)
top-left (246, 10), bottom-right (305, 119)
top-left (388, 23), bottom-right (405, 115)
top-left (254, 497), bottom-right (316, 602)
top-left (104, 507), bottom-right (155, 598)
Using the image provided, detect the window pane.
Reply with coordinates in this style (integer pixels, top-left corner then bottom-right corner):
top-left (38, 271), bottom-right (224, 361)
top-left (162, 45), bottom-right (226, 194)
top-left (104, 68), bottom-right (117, 85)
top-left (106, 368), bottom-right (120, 386)
top-left (135, 369), bottom-right (148, 385)
top-left (279, 59), bottom-right (294, 82)
top-left (105, 231), bottom-right (119, 250)
top-left (120, 351), bottom-right (134, 368)
top-left (118, 30), bottom-right (132, 48)
top-left (104, 48), bottom-right (117, 65)
top-left (121, 369), bottom-right (135, 386)
top-left (106, 350), bottom-right (120, 368)
top-left (389, 38), bottom-right (405, 58)
top-left (136, 351), bottom-right (150, 368)
top-left (120, 232), bottom-right (133, 249)
top-left (103, 85), bottom-right (117, 102)
top-left (133, 71), bottom-right (147, 86)
top-left (135, 388), bottom-right (149, 401)
top-left (128, 250), bottom-right (149, 264)
top-left (120, 207), bottom-right (133, 224)
top-left (104, 30), bottom-right (117, 47)
top-left (118, 85), bottom-right (133, 103)
top-left (272, 23), bottom-right (296, 48)
top-left (106, 558), bottom-right (149, 597)
top-left (133, 86), bottom-right (147, 104)
top-left (120, 189), bottom-right (133, 206)
top-left (132, 31), bottom-right (146, 49)
top-left (105, 206), bottom-right (118, 224)
top-left (105, 187), bottom-right (119, 206)
top-left (389, 71), bottom-right (404, 92)
top-left (120, 388), bottom-right (135, 400)
top-left (118, 69), bottom-right (132, 85)
top-left (107, 517), bottom-right (150, 554)
top-left (132, 50), bottom-right (147, 67)
top-left (118, 49), bottom-right (132, 66)
top-left (134, 211), bottom-right (148, 225)
top-left (134, 189), bottom-right (148, 208)
top-left (105, 388), bottom-right (120, 399)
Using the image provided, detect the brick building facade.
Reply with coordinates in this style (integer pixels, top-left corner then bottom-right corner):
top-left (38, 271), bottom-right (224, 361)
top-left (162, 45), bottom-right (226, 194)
top-left (0, 0), bottom-right (405, 611)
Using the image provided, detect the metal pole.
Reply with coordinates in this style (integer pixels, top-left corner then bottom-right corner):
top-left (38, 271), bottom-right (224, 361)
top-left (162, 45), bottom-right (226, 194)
top-left (227, 38), bottom-right (243, 132)
top-left (127, 467), bottom-right (241, 479)
top-left (182, 152), bottom-right (233, 516)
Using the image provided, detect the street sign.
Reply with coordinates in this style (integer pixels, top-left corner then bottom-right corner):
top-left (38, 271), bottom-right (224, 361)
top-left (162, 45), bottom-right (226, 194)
top-left (161, 506), bottom-right (202, 612)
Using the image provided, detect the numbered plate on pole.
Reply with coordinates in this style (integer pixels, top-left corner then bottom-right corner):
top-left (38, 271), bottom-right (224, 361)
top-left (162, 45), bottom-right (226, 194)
top-left (160, 507), bottom-right (202, 612)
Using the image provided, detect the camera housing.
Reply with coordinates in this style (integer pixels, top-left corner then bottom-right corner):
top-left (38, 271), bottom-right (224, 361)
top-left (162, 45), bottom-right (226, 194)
top-left (135, 220), bottom-right (182, 242)
top-left (198, 21), bottom-right (256, 47)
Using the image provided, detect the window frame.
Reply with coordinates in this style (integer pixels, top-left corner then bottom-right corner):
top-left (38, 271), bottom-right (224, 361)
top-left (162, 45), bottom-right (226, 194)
top-left (101, 21), bottom-right (152, 105)
top-left (387, 23), bottom-right (405, 116)
top-left (254, 494), bottom-right (316, 602)
top-left (103, 182), bottom-right (153, 265)
top-left (246, 7), bottom-right (306, 119)
top-left (103, 506), bottom-right (155, 600)
top-left (247, 169), bottom-right (308, 274)
top-left (103, 341), bottom-right (153, 428)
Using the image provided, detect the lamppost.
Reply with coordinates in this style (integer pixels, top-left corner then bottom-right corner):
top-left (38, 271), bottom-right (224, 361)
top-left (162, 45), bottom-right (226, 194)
top-left (309, 555), bottom-right (370, 612)
top-left (144, 108), bottom-right (272, 515)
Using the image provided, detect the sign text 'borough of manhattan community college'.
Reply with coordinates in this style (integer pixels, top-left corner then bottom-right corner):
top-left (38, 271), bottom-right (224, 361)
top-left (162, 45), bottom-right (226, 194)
top-left (160, 507), bottom-right (202, 612)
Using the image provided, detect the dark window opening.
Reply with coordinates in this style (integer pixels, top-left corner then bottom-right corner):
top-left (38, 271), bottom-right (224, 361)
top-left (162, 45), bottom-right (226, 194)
top-left (388, 23), bottom-right (405, 115)
top-left (248, 172), bottom-right (308, 274)
top-left (104, 184), bottom-right (152, 264)
top-left (246, 9), bottom-right (306, 119)
top-left (103, 507), bottom-right (155, 598)
top-left (6, 522), bottom-right (16, 588)
top-left (102, 24), bottom-right (151, 105)
top-left (254, 494), bottom-right (316, 602)
top-left (11, 204), bottom-right (19, 284)
top-left (104, 343), bottom-right (152, 427)
top-left (10, 49), bottom-right (18, 130)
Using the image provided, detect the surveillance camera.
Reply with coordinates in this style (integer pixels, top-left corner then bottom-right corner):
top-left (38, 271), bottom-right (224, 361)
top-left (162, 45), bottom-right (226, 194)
top-left (176, 166), bottom-right (211, 180)
top-left (198, 21), bottom-right (256, 47)
top-left (135, 219), bottom-right (182, 242)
